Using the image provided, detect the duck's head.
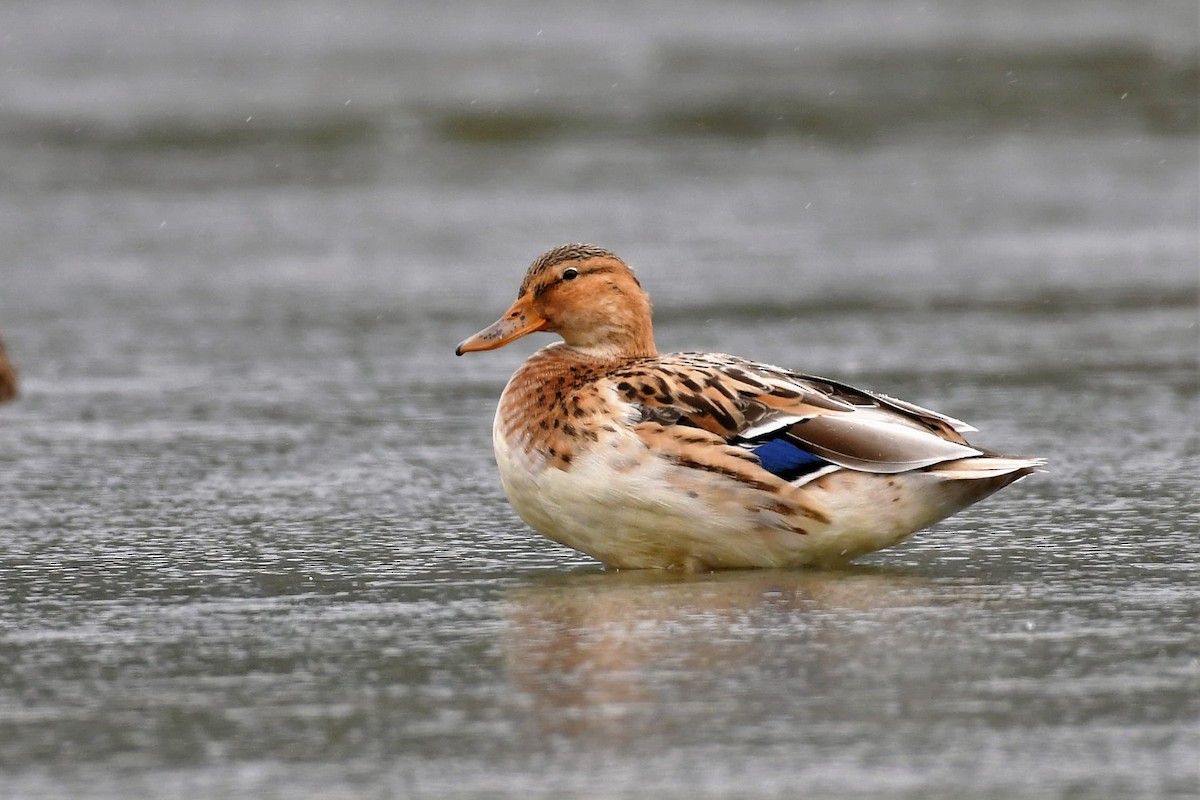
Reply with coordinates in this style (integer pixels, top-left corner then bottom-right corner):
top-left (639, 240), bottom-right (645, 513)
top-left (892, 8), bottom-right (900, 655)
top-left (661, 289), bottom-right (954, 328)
top-left (456, 244), bottom-right (656, 359)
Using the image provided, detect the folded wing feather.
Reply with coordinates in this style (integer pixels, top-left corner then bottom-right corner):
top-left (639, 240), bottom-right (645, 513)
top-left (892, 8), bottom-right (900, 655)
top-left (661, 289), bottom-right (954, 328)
top-left (621, 353), bottom-right (987, 479)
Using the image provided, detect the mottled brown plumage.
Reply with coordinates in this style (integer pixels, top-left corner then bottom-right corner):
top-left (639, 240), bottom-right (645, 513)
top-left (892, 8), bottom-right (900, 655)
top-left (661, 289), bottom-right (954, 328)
top-left (457, 244), bottom-right (1043, 570)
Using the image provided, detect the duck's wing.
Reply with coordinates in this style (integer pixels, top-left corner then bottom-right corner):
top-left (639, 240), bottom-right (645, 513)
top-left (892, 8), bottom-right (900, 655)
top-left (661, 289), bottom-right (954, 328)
top-left (608, 353), bottom-right (982, 479)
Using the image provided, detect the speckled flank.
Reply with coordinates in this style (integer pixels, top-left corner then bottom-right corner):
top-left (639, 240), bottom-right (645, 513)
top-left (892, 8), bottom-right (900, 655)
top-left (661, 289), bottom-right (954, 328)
top-left (468, 244), bottom-right (1044, 570)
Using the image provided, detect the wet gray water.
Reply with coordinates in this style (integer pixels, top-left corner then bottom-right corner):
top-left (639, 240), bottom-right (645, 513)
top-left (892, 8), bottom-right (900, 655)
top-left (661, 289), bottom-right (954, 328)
top-left (1, 1), bottom-right (1198, 798)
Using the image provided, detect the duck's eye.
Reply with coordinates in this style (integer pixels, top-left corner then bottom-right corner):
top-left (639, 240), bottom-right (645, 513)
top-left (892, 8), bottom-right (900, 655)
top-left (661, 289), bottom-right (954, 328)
top-left (562, 268), bottom-right (579, 281)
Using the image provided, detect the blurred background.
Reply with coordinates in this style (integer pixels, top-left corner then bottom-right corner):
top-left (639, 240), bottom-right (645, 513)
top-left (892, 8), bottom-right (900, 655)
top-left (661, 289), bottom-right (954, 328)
top-left (0, 1), bottom-right (1196, 798)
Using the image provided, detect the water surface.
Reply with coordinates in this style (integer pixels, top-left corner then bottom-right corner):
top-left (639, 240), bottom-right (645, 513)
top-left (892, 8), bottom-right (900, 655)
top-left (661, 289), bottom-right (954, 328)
top-left (0, 1), bottom-right (1197, 798)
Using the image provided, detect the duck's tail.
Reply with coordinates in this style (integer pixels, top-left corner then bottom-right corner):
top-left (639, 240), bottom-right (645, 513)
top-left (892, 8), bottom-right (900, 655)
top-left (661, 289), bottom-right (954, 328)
top-left (794, 453), bottom-right (1044, 565)
top-left (927, 453), bottom-right (1045, 482)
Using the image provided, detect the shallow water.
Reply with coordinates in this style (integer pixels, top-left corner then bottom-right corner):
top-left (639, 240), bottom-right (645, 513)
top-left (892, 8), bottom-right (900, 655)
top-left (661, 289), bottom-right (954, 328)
top-left (0, 1), bottom-right (1197, 798)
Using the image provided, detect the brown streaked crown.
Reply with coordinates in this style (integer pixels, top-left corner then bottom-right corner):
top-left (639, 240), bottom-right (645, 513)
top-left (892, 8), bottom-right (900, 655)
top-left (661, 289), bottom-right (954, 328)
top-left (518, 244), bottom-right (627, 296)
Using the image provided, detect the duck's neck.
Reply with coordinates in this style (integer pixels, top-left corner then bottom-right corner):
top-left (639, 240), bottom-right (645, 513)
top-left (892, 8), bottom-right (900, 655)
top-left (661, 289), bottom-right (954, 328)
top-left (525, 341), bottom-right (655, 375)
top-left (563, 337), bottom-right (657, 362)
top-left (556, 319), bottom-right (658, 361)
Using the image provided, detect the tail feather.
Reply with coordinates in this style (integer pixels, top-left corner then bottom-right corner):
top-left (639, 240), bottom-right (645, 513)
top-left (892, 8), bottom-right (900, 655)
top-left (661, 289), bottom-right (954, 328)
top-left (928, 455), bottom-right (1045, 481)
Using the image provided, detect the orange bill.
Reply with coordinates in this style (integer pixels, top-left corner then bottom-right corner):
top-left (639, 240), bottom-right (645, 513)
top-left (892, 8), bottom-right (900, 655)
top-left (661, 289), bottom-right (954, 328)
top-left (455, 292), bottom-right (548, 355)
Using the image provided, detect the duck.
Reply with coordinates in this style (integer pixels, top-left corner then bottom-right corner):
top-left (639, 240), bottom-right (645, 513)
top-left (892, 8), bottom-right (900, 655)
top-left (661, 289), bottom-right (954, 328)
top-left (456, 244), bottom-right (1043, 571)
top-left (0, 335), bottom-right (15, 403)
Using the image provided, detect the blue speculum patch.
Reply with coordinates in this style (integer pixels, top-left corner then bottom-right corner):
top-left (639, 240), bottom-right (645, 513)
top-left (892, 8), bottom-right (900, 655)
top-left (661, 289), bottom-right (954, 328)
top-left (751, 437), bottom-right (827, 481)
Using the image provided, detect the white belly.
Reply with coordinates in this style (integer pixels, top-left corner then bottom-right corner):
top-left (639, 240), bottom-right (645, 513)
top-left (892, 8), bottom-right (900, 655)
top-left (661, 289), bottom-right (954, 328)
top-left (492, 415), bottom-right (837, 569)
top-left (490, 403), bottom-right (1024, 570)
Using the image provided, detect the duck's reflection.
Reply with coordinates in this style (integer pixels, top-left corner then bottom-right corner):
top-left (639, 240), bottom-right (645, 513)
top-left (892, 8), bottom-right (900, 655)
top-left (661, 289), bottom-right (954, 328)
top-left (502, 567), bottom-right (979, 744)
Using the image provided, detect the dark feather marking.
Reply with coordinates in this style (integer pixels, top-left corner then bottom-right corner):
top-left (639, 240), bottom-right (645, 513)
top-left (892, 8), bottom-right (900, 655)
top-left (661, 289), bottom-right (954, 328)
top-left (728, 449), bottom-right (759, 464)
top-left (795, 503), bottom-right (831, 524)
top-left (709, 379), bottom-right (740, 402)
top-left (674, 455), bottom-right (780, 493)
top-left (679, 392), bottom-right (738, 431)
top-left (724, 367), bottom-right (767, 390)
top-left (766, 500), bottom-right (793, 515)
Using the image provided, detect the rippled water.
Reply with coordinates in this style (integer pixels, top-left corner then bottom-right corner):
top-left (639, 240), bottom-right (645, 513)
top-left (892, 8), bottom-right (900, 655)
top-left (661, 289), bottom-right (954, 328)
top-left (0, 1), bottom-right (1197, 798)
